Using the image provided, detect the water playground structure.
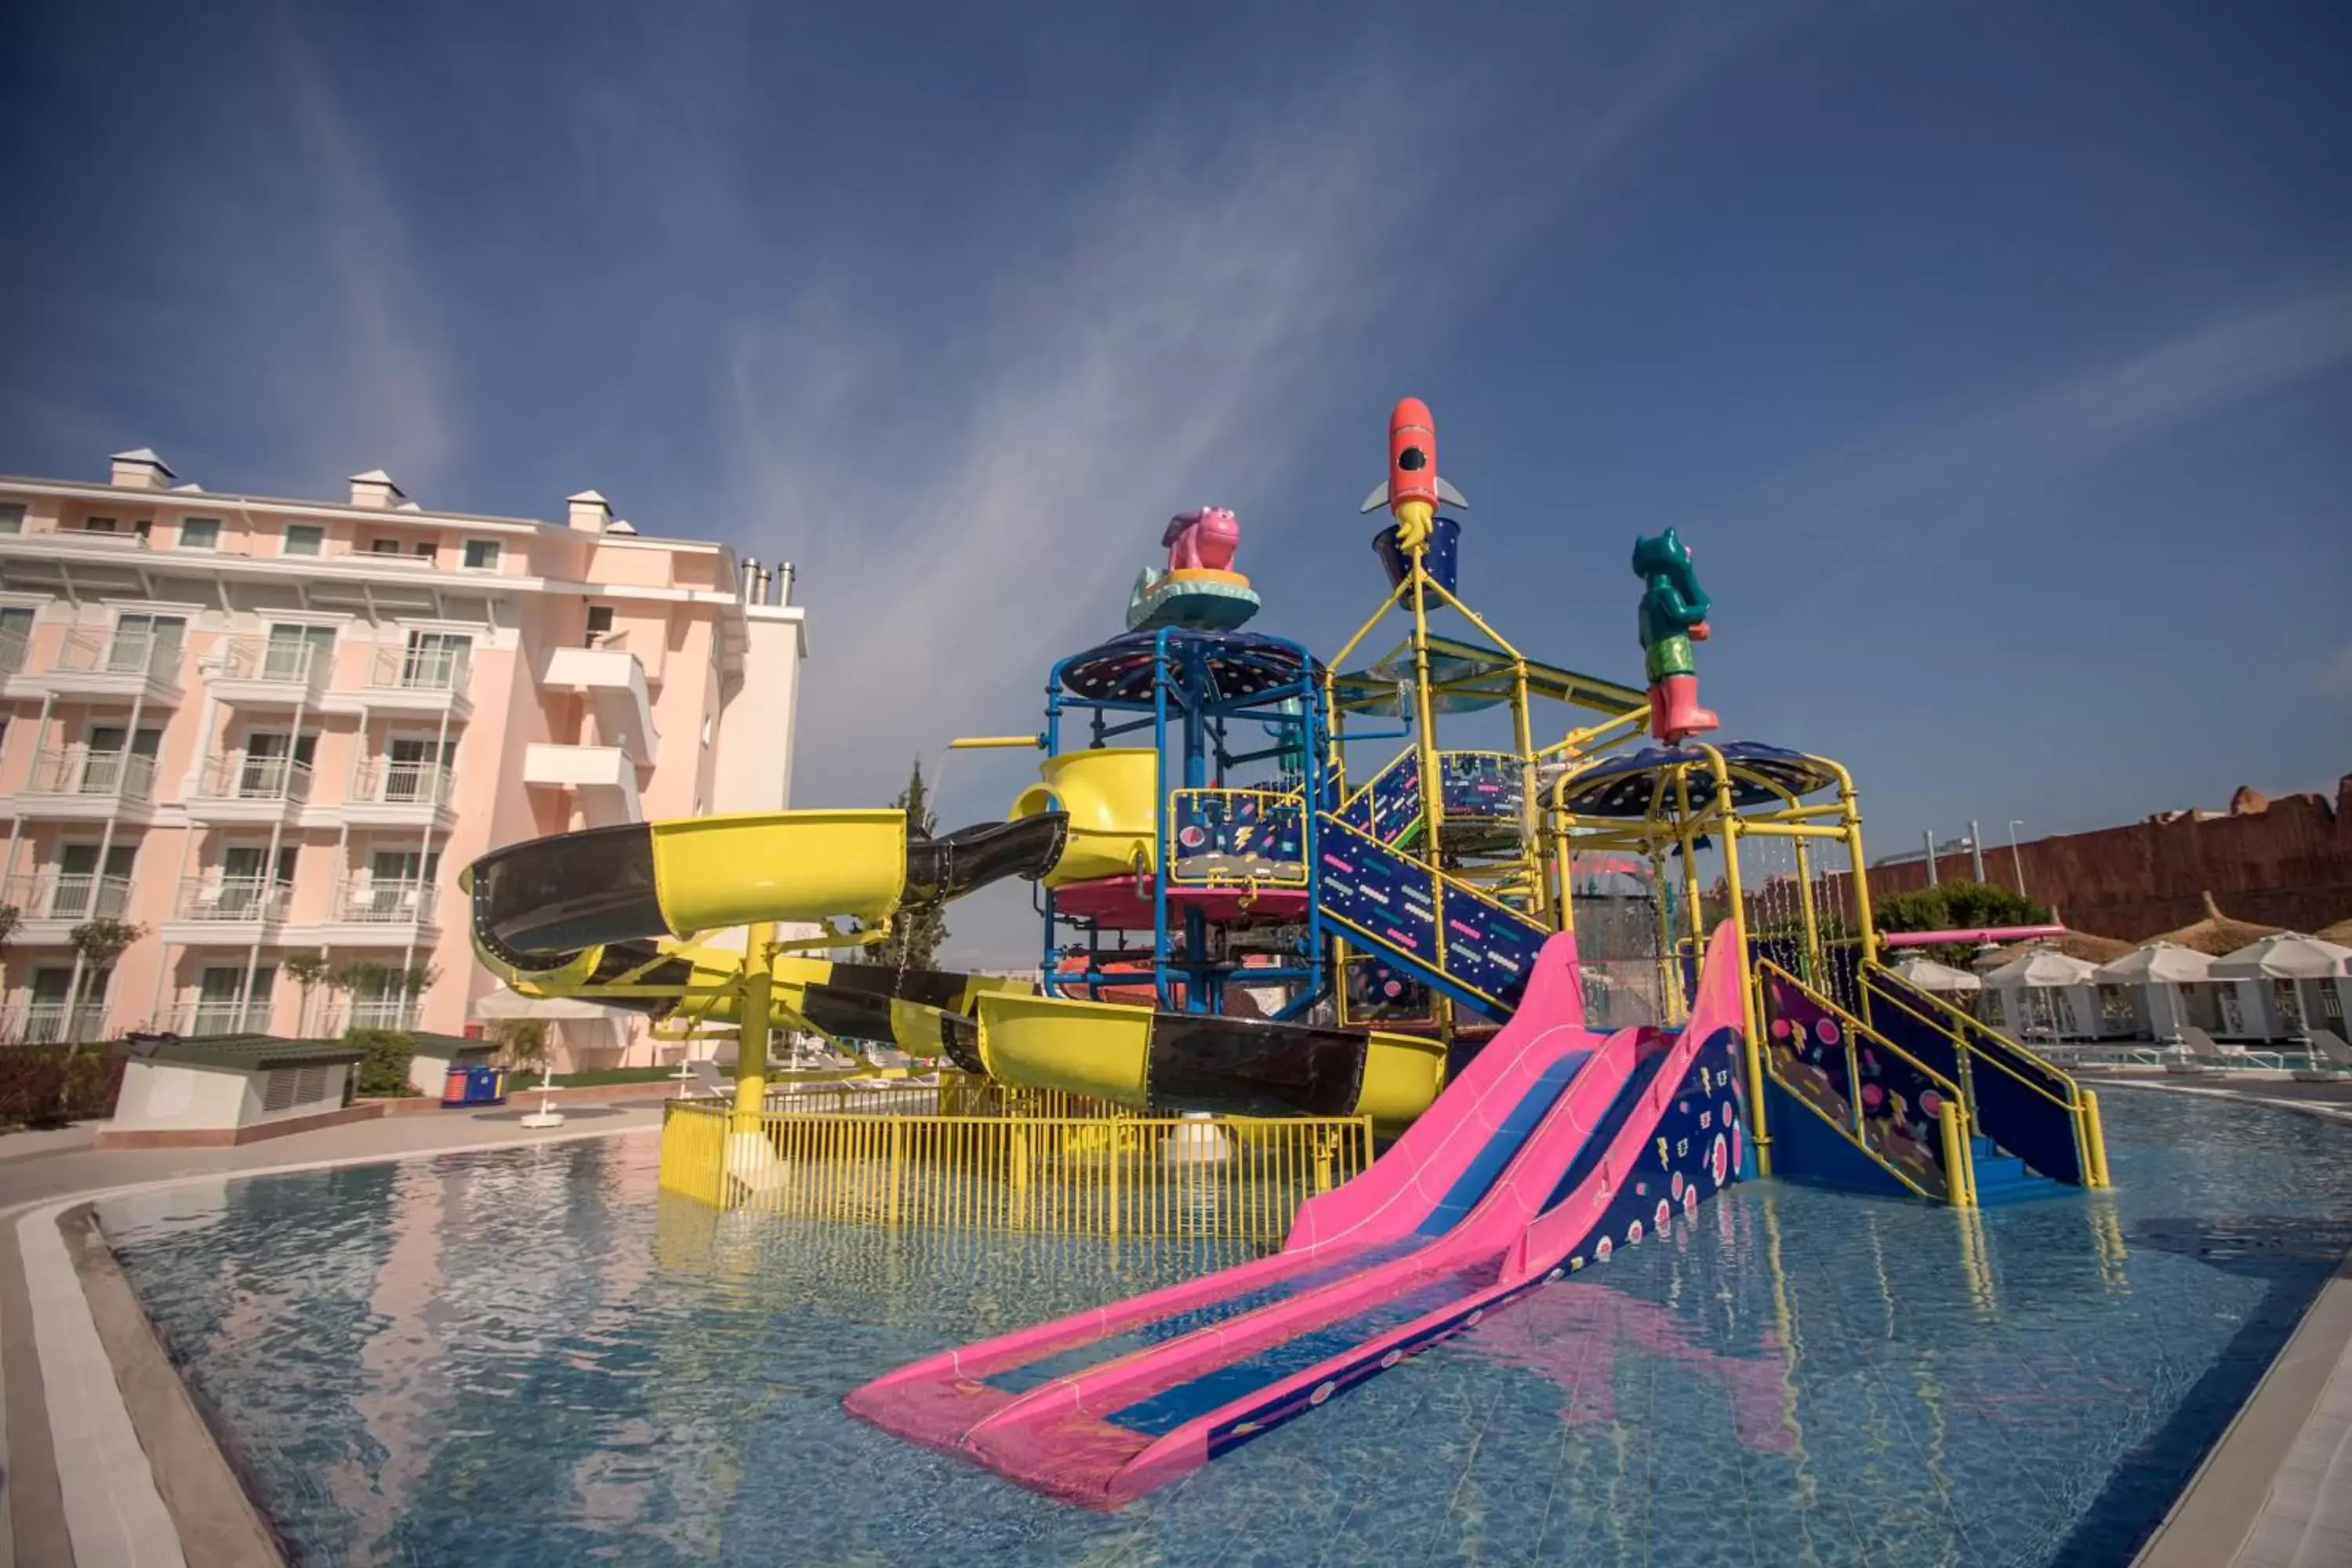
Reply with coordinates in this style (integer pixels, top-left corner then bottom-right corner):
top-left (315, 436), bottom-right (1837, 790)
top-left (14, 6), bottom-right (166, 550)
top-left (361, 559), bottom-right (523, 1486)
top-left (465, 397), bottom-right (2111, 1506)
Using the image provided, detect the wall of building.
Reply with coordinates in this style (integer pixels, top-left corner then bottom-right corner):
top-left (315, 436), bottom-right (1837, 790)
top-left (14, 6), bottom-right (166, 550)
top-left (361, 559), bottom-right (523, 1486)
top-left (0, 452), bottom-right (807, 1073)
top-left (1865, 776), bottom-right (2352, 940)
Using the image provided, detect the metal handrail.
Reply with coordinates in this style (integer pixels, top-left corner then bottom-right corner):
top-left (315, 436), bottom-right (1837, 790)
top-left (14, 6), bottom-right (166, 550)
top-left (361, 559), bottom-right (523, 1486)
top-left (1861, 966), bottom-right (2082, 1114)
top-left (1755, 960), bottom-right (1965, 1103)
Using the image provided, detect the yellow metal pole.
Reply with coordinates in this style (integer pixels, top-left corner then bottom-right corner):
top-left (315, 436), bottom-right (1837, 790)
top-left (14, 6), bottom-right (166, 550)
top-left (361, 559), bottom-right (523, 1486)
top-left (1706, 750), bottom-right (1769, 1178)
top-left (1508, 661), bottom-right (1548, 924)
top-left (2080, 1088), bottom-right (2111, 1188)
top-left (1792, 837), bottom-right (1823, 989)
top-left (1939, 1101), bottom-right (1977, 1208)
top-left (733, 921), bottom-right (774, 1135)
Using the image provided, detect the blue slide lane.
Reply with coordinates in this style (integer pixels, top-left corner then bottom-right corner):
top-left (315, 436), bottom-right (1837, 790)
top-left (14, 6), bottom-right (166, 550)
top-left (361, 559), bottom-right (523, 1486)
top-left (1537, 1034), bottom-right (1672, 1213)
top-left (985, 1050), bottom-right (1592, 1397)
top-left (1102, 1051), bottom-right (1601, 1438)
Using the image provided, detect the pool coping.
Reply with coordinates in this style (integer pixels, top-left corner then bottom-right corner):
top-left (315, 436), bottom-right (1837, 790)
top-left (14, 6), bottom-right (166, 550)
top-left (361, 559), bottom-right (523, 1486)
top-left (2098, 1080), bottom-right (2352, 1566)
top-left (0, 1120), bottom-right (659, 1567)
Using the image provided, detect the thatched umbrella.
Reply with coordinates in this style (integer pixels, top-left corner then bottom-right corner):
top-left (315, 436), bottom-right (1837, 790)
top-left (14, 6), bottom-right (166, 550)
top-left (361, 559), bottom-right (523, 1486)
top-left (2317, 916), bottom-right (2352, 946)
top-left (1978, 929), bottom-right (2135, 967)
top-left (2153, 891), bottom-right (2283, 957)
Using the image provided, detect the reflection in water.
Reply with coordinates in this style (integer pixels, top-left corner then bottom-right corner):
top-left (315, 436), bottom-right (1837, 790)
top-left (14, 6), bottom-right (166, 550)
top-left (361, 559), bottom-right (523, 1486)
top-left (102, 1094), bottom-right (2352, 1568)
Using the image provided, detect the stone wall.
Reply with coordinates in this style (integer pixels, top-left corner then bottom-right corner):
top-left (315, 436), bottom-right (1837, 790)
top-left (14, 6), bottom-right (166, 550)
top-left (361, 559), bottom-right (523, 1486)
top-left (1864, 775), bottom-right (2352, 941)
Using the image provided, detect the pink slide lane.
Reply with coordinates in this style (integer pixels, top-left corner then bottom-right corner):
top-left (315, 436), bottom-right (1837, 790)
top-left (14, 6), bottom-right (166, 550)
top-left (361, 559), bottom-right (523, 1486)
top-left (846, 930), bottom-right (1748, 1508)
top-left (844, 935), bottom-right (1602, 1473)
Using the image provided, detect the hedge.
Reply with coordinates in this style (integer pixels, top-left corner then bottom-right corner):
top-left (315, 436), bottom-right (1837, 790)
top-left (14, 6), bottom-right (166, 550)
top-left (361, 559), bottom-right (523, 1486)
top-left (0, 1046), bottom-right (128, 1128)
top-left (349, 1028), bottom-right (420, 1098)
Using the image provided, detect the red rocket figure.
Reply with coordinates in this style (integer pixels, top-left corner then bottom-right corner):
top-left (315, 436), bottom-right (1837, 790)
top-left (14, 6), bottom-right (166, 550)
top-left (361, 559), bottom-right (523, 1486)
top-left (1359, 396), bottom-right (1468, 552)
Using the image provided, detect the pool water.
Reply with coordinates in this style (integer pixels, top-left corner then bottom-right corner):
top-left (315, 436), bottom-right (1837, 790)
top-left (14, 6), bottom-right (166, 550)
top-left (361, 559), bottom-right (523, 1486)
top-left (101, 1091), bottom-right (2352, 1567)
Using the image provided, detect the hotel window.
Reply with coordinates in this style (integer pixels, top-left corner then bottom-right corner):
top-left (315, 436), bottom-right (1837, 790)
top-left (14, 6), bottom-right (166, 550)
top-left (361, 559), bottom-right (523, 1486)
top-left (82, 516), bottom-right (118, 533)
top-left (370, 539), bottom-right (403, 554)
top-left (0, 503), bottom-right (24, 534)
top-left (461, 539), bottom-right (500, 571)
top-left (414, 540), bottom-right (436, 558)
top-left (177, 517), bottom-right (220, 550)
top-left (586, 604), bottom-right (613, 645)
top-left (283, 524), bottom-right (323, 557)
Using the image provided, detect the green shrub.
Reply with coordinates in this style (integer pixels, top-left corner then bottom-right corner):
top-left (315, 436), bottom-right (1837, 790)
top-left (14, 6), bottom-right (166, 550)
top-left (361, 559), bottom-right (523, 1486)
top-left (348, 1028), bottom-right (419, 1097)
top-left (0, 1045), bottom-right (126, 1127)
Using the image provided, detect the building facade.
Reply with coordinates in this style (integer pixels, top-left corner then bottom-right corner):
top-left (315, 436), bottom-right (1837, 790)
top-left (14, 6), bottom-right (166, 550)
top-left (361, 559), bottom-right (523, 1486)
top-left (0, 449), bottom-right (804, 1069)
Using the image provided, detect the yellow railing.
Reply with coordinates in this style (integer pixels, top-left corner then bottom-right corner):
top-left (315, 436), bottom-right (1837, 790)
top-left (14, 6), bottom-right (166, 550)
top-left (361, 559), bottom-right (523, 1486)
top-left (658, 1101), bottom-right (1376, 1241)
top-left (1860, 966), bottom-right (2109, 1188)
top-left (1755, 960), bottom-right (1977, 1207)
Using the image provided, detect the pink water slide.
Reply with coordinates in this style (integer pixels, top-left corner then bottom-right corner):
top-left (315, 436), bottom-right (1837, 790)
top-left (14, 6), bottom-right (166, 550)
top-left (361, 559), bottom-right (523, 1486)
top-left (845, 927), bottom-right (1749, 1508)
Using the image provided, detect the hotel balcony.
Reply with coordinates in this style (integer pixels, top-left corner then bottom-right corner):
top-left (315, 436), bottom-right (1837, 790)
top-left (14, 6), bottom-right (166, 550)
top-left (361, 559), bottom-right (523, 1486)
top-left (185, 752), bottom-right (313, 824)
top-left (8, 625), bottom-right (183, 706)
top-left (337, 757), bottom-right (458, 829)
top-left (206, 635), bottom-right (329, 706)
top-left (0, 872), bottom-right (135, 944)
top-left (522, 742), bottom-right (642, 824)
top-left (542, 644), bottom-right (659, 765)
top-left (318, 644), bottom-right (473, 721)
top-left (0, 1002), bottom-right (111, 1047)
top-left (165, 1001), bottom-right (279, 1039)
top-left (289, 879), bottom-right (444, 946)
top-left (9, 746), bottom-right (162, 822)
top-left (155, 875), bottom-right (295, 944)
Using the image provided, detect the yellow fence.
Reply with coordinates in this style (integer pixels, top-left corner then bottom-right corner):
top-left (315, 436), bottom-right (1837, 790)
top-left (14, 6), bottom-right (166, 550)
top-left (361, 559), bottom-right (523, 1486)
top-left (658, 1100), bottom-right (1375, 1242)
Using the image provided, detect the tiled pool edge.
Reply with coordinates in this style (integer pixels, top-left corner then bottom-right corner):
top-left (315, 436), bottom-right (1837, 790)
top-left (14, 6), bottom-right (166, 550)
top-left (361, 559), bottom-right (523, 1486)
top-left (1, 1121), bottom-right (660, 1567)
top-left (59, 1203), bottom-right (287, 1565)
top-left (2099, 1080), bottom-right (2352, 1566)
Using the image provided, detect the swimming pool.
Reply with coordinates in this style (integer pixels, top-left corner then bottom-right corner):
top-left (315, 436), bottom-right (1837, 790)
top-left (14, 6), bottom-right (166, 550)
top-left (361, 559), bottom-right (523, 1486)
top-left (101, 1090), bottom-right (2352, 1566)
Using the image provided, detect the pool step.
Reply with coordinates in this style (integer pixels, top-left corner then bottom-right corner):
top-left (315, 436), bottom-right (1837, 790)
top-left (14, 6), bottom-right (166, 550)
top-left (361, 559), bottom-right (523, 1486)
top-left (1968, 1134), bottom-right (2067, 1206)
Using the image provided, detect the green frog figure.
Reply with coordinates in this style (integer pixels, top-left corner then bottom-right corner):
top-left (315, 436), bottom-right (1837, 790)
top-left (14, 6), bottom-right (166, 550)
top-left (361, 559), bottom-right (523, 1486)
top-left (1632, 528), bottom-right (1719, 744)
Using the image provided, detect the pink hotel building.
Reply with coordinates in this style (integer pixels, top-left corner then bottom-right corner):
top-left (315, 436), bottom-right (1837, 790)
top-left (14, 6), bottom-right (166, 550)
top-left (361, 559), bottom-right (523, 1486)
top-left (0, 448), bottom-right (806, 1069)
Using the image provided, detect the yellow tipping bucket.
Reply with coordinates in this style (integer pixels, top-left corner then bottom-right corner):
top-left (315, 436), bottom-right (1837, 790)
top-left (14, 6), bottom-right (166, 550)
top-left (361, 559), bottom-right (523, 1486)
top-left (1011, 748), bottom-right (1158, 886)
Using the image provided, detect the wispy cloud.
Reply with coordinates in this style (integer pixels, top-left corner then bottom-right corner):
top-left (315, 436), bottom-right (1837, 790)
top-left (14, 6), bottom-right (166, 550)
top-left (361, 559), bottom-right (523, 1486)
top-left (1697, 281), bottom-right (2352, 566)
top-left (718, 20), bottom-right (1780, 833)
top-left (2321, 641), bottom-right (2352, 700)
top-left (267, 24), bottom-right (454, 488)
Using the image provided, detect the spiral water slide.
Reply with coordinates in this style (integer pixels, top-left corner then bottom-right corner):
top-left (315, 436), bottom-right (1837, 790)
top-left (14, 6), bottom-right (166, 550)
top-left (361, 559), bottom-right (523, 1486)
top-left (463, 808), bottom-right (1447, 1121)
top-left (844, 927), bottom-right (1751, 1506)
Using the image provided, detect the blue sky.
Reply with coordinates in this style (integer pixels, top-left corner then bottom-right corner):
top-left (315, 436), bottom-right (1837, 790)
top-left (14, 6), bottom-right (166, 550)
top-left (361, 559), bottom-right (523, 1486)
top-left (5, 2), bottom-right (2347, 963)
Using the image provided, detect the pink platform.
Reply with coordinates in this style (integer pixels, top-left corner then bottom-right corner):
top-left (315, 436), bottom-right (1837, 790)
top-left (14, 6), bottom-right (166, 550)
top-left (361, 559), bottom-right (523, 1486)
top-left (1049, 874), bottom-right (1309, 929)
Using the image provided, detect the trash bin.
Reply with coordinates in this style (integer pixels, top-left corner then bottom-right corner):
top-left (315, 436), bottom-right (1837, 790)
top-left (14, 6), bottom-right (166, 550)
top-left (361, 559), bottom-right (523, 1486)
top-left (441, 1064), bottom-right (508, 1108)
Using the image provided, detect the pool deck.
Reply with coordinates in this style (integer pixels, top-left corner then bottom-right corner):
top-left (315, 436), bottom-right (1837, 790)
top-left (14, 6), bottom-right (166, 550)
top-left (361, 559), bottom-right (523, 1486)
top-left (0, 1080), bottom-right (2346, 1566)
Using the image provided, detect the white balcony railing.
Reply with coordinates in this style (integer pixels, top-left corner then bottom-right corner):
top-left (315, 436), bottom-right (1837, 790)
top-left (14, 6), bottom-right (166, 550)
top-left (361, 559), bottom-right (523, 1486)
top-left (172, 1001), bottom-right (274, 1038)
top-left (54, 625), bottom-right (181, 680)
top-left (24, 746), bottom-right (160, 802)
top-left (350, 758), bottom-right (455, 808)
top-left (363, 644), bottom-right (470, 695)
top-left (194, 753), bottom-right (314, 804)
top-left (172, 876), bottom-right (295, 924)
top-left (2, 1003), bottom-right (110, 1045)
top-left (0, 873), bottom-right (134, 922)
top-left (216, 635), bottom-right (328, 691)
top-left (328, 880), bottom-right (436, 924)
top-left (339, 999), bottom-right (421, 1032)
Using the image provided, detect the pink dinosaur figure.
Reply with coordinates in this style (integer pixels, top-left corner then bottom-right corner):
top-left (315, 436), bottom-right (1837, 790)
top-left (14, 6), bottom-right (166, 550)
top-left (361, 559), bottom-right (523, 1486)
top-left (1162, 506), bottom-right (1240, 572)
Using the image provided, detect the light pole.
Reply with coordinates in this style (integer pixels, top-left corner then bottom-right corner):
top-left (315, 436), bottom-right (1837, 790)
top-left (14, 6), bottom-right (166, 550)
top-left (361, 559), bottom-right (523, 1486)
top-left (2007, 820), bottom-right (2027, 899)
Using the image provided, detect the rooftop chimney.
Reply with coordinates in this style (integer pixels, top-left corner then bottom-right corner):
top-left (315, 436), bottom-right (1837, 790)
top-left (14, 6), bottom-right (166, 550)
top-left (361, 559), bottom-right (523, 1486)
top-left (110, 448), bottom-right (175, 490)
top-left (349, 469), bottom-right (405, 509)
top-left (567, 489), bottom-right (612, 533)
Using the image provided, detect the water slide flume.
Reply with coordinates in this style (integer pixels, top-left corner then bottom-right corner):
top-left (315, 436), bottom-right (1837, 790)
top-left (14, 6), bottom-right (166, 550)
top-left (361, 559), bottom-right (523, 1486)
top-left (461, 808), bottom-right (1452, 1122)
top-left (843, 928), bottom-right (1751, 1507)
